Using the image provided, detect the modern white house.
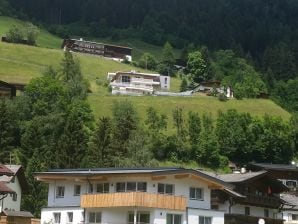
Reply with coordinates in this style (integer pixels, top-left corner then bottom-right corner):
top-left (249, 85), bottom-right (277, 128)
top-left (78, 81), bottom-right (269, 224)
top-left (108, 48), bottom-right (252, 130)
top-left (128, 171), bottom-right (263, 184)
top-left (35, 167), bottom-right (241, 224)
top-left (107, 71), bottom-right (170, 95)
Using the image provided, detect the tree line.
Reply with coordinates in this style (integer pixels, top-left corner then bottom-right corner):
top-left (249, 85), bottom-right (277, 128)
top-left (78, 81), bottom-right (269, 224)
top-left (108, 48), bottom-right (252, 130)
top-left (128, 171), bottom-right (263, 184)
top-left (0, 52), bottom-right (297, 216)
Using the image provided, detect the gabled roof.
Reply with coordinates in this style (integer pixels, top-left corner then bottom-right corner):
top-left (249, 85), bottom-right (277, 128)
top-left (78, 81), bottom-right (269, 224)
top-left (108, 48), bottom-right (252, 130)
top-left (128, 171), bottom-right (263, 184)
top-left (0, 182), bottom-right (14, 194)
top-left (0, 165), bottom-right (14, 176)
top-left (2, 165), bottom-right (29, 194)
top-left (217, 171), bottom-right (268, 183)
top-left (249, 163), bottom-right (298, 172)
top-left (35, 167), bottom-right (233, 189)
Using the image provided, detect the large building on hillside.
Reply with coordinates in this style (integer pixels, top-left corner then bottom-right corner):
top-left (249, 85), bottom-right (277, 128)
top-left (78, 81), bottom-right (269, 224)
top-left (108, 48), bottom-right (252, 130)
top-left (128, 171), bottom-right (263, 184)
top-left (107, 71), bottom-right (170, 95)
top-left (35, 167), bottom-right (241, 224)
top-left (62, 38), bottom-right (132, 62)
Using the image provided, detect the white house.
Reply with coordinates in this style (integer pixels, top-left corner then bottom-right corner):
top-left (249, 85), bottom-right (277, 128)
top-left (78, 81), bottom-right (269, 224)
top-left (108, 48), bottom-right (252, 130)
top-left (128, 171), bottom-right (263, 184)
top-left (108, 71), bottom-right (170, 95)
top-left (0, 165), bottom-right (28, 212)
top-left (35, 167), bottom-right (241, 224)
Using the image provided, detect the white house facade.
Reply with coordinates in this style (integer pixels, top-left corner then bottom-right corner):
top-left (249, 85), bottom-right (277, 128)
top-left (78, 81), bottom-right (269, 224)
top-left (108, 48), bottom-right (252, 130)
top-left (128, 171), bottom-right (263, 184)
top-left (0, 165), bottom-right (27, 212)
top-left (35, 168), bottom-right (239, 224)
top-left (108, 71), bottom-right (170, 95)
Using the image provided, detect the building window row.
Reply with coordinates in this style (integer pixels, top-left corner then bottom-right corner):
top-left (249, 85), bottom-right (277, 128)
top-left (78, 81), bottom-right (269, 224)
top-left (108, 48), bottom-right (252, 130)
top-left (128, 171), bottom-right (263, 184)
top-left (116, 182), bottom-right (147, 192)
top-left (55, 182), bottom-right (203, 200)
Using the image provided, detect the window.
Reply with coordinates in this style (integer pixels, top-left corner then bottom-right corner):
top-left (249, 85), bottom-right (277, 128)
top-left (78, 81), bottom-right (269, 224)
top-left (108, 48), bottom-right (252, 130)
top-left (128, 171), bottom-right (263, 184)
top-left (166, 214), bottom-right (182, 224)
top-left (116, 182), bottom-right (147, 192)
top-left (128, 212), bottom-right (150, 224)
top-left (96, 183), bottom-right (109, 193)
top-left (189, 187), bottom-right (203, 200)
top-left (53, 213), bottom-right (61, 224)
top-left (158, 183), bottom-right (174, 195)
top-left (286, 180), bottom-right (297, 188)
top-left (74, 185), bottom-right (81, 196)
top-left (116, 182), bottom-right (126, 192)
top-left (245, 207), bottom-right (250, 216)
top-left (89, 183), bottom-right (93, 193)
top-left (293, 214), bottom-right (298, 220)
top-left (199, 216), bottom-right (212, 224)
top-left (165, 77), bottom-right (168, 84)
top-left (12, 193), bottom-right (17, 201)
top-left (137, 182), bottom-right (147, 192)
top-left (89, 212), bottom-right (101, 224)
top-left (56, 186), bottom-right (65, 198)
top-left (67, 212), bottom-right (73, 223)
top-left (127, 182), bottom-right (137, 192)
top-left (264, 209), bottom-right (269, 218)
top-left (122, 75), bottom-right (131, 83)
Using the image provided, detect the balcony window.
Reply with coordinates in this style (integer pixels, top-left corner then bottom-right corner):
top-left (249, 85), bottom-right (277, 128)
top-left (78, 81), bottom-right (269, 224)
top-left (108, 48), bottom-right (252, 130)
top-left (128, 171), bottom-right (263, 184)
top-left (74, 185), bottom-right (81, 196)
top-left (127, 182), bottom-right (137, 192)
top-left (122, 76), bottom-right (131, 83)
top-left (137, 182), bottom-right (147, 192)
top-left (128, 212), bottom-right (150, 224)
top-left (97, 183), bottom-right (109, 193)
top-left (89, 183), bottom-right (94, 193)
top-left (116, 182), bottom-right (126, 192)
top-left (158, 183), bottom-right (174, 195)
top-left (199, 216), bottom-right (212, 224)
top-left (116, 182), bottom-right (147, 192)
top-left (89, 212), bottom-right (101, 224)
top-left (53, 213), bottom-right (61, 224)
top-left (67, 212), bottom-right (73, 223)
top-left (56, 186), bottom-right (65, 198)
top-left (166, 214), bottom-right (182, 224)
top-left (189, 187), bottom-right (204, 200)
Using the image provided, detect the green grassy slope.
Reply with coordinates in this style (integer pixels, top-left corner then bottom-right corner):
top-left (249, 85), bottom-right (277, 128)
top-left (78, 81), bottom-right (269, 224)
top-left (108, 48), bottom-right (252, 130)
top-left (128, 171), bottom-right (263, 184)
top-left (0, 16), bottom-right (62, 49)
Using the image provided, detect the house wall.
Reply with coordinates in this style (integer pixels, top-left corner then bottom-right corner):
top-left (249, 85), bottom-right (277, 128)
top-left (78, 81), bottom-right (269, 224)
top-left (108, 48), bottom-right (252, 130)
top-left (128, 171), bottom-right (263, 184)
top-left (1, 176), bottom-right (22, 211)
top-left (41, 207), bottom-right (84, 224)
top-left (218, 201), bottom-right (280, 219)
top-left (188, 208), bottom-right (225, 224)
top-left (283, 210), bottom-right (298, 224)
top-left (160, 76), bottom-right (170, 90)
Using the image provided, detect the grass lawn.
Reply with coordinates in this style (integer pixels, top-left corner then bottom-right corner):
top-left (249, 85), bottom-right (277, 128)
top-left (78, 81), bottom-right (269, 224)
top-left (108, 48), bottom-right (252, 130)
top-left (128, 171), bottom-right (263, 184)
top-left (0, 16), bottom-right (62, 49)
top-left (88, 94), bottom-right (291, 133)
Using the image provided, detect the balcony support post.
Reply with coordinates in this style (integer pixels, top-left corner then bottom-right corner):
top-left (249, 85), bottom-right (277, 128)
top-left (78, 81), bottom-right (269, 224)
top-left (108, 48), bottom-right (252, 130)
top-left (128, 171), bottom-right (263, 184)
top-left (134, 208), bottom-right (137, 224)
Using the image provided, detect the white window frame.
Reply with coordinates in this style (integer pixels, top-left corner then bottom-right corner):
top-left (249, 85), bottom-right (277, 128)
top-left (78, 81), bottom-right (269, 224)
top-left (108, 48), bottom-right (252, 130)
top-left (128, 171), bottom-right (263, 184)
top-left (189, 187), bottom-right (204, 200)
top-left (89, 212), bottom-right (101, 224)
top-left (199, 216), bottom-right (212, 224)
top-left (53, 212), bottom-right (61, 224)
top-left (166, 213), bottom-right (182, 224)
top-left (158, 183), bottom-right (175, 195)
top-left (96, 182), bottom-right (110, 193)
top-left (56, 186), bottom-right (65, 198)
top-left (116, 182), bottom-right (147, 192)
top-left (74, 185), bottom-right (81, 196)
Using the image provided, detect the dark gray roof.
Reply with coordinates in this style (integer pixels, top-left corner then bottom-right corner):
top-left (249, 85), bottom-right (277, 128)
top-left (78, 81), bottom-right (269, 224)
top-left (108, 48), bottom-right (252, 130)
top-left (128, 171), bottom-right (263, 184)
top-left (280, 193), bottom-right (298, 210)
top-left (2, 210), bottom-right (33, 218)
top-left (216, 171), bottom-right (267, 183)
top-left (35, 167), bottom-right (233, 189)
top-left (249, 163), bottom-right (298, 171)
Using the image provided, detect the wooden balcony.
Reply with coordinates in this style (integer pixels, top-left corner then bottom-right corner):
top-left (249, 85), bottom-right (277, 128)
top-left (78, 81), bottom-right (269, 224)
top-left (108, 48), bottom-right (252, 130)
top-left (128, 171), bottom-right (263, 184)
top-left (239, 193), bottom-right (281, 208)
top-left (225, 214), bottom-right (283, 224)
top-left (81, 192), bottom-right (186, 210)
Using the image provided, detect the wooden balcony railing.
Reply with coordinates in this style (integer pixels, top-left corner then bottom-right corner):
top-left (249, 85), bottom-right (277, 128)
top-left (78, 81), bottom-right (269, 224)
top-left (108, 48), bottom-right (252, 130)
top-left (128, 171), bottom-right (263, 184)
top-left (81, 192), bottom-right (186, 211)
top-left (240, 193), bottom-right (281, 208)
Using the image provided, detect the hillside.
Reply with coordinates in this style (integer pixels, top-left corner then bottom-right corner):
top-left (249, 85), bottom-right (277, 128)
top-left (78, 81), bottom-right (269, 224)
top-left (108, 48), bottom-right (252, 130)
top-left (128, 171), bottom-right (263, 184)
top-left (0, 16), bottom-right (62, 49)
top-left (0, 41), bottom-right (291, 126)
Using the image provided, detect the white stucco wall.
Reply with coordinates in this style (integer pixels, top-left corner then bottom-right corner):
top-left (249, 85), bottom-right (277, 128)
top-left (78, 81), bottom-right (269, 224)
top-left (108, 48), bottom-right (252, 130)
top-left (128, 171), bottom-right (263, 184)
top-left (160, 76), bottom-right (170, 90)
top-left (188, 208), bottom-right (224, 224)
top-left (41, 207), bottom-right (84, 224)
top-left (283, 210), bottom-right (298, 224)
top-left (1, 176), bottom-right (22, 211)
